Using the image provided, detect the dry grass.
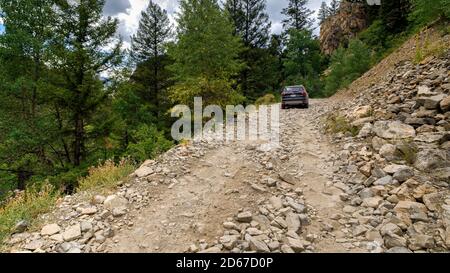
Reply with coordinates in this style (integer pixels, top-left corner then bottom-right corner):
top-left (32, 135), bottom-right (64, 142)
top-left (0, 183), bottom-right (59, 249)
top-left (396, 141), bottom-right (418, 165)
top-left (77, 159), bottom-right (135, 194)
top-left (255, 94), bottom-right (278, 106)
top-left (325, 114), bottom-right (360, 137)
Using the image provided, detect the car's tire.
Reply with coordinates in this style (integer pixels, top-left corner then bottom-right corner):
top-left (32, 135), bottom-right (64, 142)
top-left (281, 104), bottom-right (286, 109)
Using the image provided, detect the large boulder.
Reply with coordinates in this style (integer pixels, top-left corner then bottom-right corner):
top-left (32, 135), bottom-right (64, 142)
top-left (373, 121), bottom-right (416, 140)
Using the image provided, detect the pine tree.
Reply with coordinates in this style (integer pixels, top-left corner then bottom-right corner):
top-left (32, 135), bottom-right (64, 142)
top-left (380, 0), bottom-right (410, 33)
top-left (131, 1), bottom-right (172, 63)
top-left (130, 1), bottom-right (173, 117)
top-left (0, 0), bottom-right (60, 189)
top-left (224, 0), bottom-right (271, 48)
top-left (168, 0), bottom-right (244, 107)
top-left (283, 29), bottom-right (324, 96)
top-left (282, 0), bottom-right (314, 31)
top-left (328, 0), bottom-right (340, 16)
top-left (54, 0), bottom-right (122, 166)
top-left (318, 2), bottom-right (331, 25)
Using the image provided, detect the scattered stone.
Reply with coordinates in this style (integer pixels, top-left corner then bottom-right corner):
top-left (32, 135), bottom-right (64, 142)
top-left (380, 223), bottom-right (402, 236)
top-left (134, 165), bottom-right (154, 178)
top-left (92, 195), bottom-right (106, 205)
top-left (112, 207), bottom-right (127, 217)
top-left (24, 240), bottom-right (43, 251)
top-left (286, 237), bottom-right (304, 253)
top-left (386, 247), bottom-right (412, 253)
top-left (41, 224), bottom-right (61, 236)
top-left (278, 172), bottom-right (296, 185)
top-left (408, 234), bottom-right (435, 251)
top-left (14, 220), bottom-right (29, 234)
top-left (62, 224), bottom-right (82, 242)
top-left (285, 213), bottom-right (301, 233)
top-left (246, 235), bottom-right (270, 253)
top-left (393, 167), bottom-right (414, 183)
top-left (237, 212), bottom-right (253, 223)
top-left (77, 207), bottom-right (98, 215)
top-left (104, 195), bottom-right (128, 211)
top-left (80, 221), bottom-right (93, 233)
top-left (269, 196), bottom-right (283, 210)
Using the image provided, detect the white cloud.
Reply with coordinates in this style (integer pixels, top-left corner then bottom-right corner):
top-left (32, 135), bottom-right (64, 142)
top-left (107, 0), bottom-right (332, 47)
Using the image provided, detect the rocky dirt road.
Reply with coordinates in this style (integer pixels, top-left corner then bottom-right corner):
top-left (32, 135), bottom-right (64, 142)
top-left (104, 99), bottom-right (366, 253)
top-left (7, 62), bottom-right (450, 253)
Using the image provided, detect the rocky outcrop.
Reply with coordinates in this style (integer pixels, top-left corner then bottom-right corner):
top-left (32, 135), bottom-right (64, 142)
top-left (320, 1), bottom-right (368, 55)
top-left (328, 50), bottom-right (450, 252)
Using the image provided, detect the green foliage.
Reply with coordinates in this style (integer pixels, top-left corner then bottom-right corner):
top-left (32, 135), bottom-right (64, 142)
top-left (282, 0), bottom-right (314, 31)
top-left (409, 0), bottom-right (450, 26)
top-left (224, 0), bottom-right (271, 48)
top-left (380, 0), bottom-right (411, 33)
top-left (0, 183), bottom-right (59, 247)
top-left (126, 125), bottom-right (173, 162)
top-left (168, 0), bottom-right (244, 107)
top-left (131, 1), bottom-right (172, 63)
top-left (324, 39), bottom-right (373, 95)
top-left (396, 142), bottom-right (418, 165)
top-left (283, 29), bottom-right (326, 97)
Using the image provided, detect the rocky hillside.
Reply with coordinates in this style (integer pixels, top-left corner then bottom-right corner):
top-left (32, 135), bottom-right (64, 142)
top-left (326, 49), bottom-right (450, 252)
top-left (320, 1), bottom-right (368, 55)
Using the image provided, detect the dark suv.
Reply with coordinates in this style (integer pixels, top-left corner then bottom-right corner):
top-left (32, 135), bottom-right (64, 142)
top-left (281, 85), bottom-right (309, 109)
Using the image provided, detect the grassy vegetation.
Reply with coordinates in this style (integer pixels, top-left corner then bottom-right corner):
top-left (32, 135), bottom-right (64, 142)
top-left (0, 158), bottom-right (135, 249)
top-left (414, 30), bottom-right (448, 64)
top-left (396, 141), bottom-right (418, 165)
top-left (77, 159), bottom-right (135, 194)
top-left (325, 114), bottom-right (360, 137)
top-left (0, 184), bottom-right (59, 248)
top-left (255, 94), bottom-right (278, 106)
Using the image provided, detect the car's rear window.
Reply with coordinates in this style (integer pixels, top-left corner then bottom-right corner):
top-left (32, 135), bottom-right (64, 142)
top-left (286, 87), bottom-right (304, 93)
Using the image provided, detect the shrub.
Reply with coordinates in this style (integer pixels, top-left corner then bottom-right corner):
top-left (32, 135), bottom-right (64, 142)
top-left (396, 142), bottom-right (418, 165)
top-left (77, 159), bottom-right (135, 193)
top-left (0, 183), bottom-right (59, 247)
top-left (325, 114), bottom-right (360, 137)
top-left (409, 0), bottom-right (450, 26)
top-left (126, 124), bottom-right (174, 162)
top-left (255, 94), bottom-right (278, 106)
top-left (324, 39), bottom-right (373, 95)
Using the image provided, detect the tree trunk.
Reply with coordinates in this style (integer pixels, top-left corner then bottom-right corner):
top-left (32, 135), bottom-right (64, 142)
top-left (73, 113), bottom-right (84, 166)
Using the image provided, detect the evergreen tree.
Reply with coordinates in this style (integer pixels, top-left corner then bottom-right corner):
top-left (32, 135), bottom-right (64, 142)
top-left (282, 0), bottom-right (314, 31)
top-left (318, 2), bottom-right (331, 25)
top-left (54, 0), bottom-right (122, 166)
top-left (328, 0), bottom-right (340, 16)
top-left (130, 1), bottom-right (173, 117)
top-left (283, 29), bottom-right (324, 97)
top-left (131, 1), bottom-right (172, 63)
top-left (409, 0), bottom-right (450, 25)
top-left (380, 0), bottom-right (410, 33)
top-left (0, 0), bottom-right (60, 190)
top-left (168, 0), bottom-right (244, 107)
top-left (224, 0), bottom-right (271, 48)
